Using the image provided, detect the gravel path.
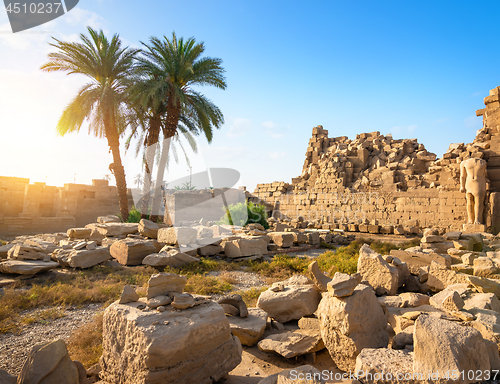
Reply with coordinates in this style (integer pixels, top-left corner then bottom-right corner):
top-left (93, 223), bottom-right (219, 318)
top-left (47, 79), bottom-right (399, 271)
top-left (0, 304), bottom-right (103, 375)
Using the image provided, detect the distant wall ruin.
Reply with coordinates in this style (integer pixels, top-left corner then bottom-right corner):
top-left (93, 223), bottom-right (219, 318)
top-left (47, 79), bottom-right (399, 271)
top-left (0, 177), bottom-right (134, 238)
top-left (252, 86), bottom-right (500, 234)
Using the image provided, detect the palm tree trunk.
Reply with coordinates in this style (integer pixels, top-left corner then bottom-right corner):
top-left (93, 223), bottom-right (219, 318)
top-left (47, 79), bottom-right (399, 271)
top-left (150, 100), bottom-right (180, 224)
top-left (140, 118), bottom-right (160, 219)
top-left (150, 136), bottom-right (172, 223)
top-left (105, 108), bottom-right (129, 222)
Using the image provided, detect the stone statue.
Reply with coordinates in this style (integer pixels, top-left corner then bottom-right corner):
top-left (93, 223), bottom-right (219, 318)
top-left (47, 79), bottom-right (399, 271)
top-left (460, 157), bottom-right (487, 224)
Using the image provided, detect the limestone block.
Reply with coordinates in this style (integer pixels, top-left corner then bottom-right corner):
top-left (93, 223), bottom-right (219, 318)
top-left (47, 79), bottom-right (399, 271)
top-left (198, 244), bottom-right (223, 256)
top-left (138, 219), bottom-right (159, 238)
top-left (306, 232), bottom-right (321, 245)
top-left (96, 223), bottom-right (139, 237)
top-left (327, 272), bottom-right (362, 297)
top-left (67, 247), bottom-right (111, 269)
top-left (413, 315), bottom-right (490, 384)
top-left (0, 260), bottom-right (59, 275)
top-left (99, 300), bottom-right (242, 384)
top-left (258, 330), bottom-right (323, 358)
top-left (355, 348), bottom-right (415, 384)
top-left (142, 250), bottom-right (198, 268)
top-left (110, 239), bottom-right (157, 266)
top-left (146, 273), bottom-right (187, 298)
top-left (318, 284), bottom-right (389, 371)
top-left (464, 292), bottom-right (500, 312)
top-left (67, 227), bottom-right (92, 239)
top-left (357, 244), bottom-right (398, 296)
top-left (427, 262), bottom-right (470, 292)
top-left (268, 232), bottom-right (294, 248)
top-left (223, 237), bottom-right (268, 258)
top-left (157, 227), bottom-right (197, 245)
top-left (228, 308), bottom-right (267, 346)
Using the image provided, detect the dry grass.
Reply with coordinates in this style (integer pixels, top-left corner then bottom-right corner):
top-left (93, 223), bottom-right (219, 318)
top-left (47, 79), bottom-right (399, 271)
top-left (21, 307), bottom-right (66, 326)
top-left (184, 275), bottom-right (233, 295)
top-left (0, 265), bottom-right (155, 334)
top-left (233, 287), bottom-right (268, 307)
top-left (217, 271), bottom-right (238, 285)
top-left (67, 313), bottom-right (104, 368)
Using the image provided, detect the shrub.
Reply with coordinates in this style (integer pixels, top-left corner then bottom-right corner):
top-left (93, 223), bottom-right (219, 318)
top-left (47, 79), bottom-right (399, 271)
top-left (219, 202), bottom-right (269, 229)
top-left (126, 206), bottom-right (142, 223)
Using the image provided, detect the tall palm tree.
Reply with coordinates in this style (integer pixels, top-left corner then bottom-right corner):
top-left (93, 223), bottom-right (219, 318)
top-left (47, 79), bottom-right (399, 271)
top-left (41, 27), bottom-right (138, 221)
top-left (135, 32), bottom-right (227, 222)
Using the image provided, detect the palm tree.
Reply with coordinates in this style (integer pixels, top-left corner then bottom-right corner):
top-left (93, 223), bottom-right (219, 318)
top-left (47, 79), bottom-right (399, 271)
top-left (41, 27), bottom-right (138, 221)
top-left (134, 32), bottom-right (227, 222)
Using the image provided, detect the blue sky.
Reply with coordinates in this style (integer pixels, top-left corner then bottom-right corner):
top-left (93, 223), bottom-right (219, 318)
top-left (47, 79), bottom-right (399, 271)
top-left (0, 0), bottom-right (497, 192)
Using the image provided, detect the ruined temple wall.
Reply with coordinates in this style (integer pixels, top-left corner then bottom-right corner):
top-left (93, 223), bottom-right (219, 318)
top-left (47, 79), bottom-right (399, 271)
top-left (253, 86), bottom-right (500, 233)
top-left (0, 177), bottom-right (133, 238)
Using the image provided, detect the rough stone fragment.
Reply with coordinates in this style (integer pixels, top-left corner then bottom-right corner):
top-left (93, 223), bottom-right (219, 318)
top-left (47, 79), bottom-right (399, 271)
top-left (257, 331), bottom-right (323, 358)
top-left (468, 275), bottom-right (500, 298)
top-left (223, 237), bottom-right (268, 258)
top-left (0, 260), bottom-right (58, 275)
top-left (7, 245), bottom-right (47, 261)
top-left (17, 339), bottom-right (79, 384)
top-left (198, 244), bottom-right (223, 256)
top-left (96, 223), bottom-right (138, 237)
top-left (327, 272), bottom-right (362, 297)
top-left (390, 249), bottom-right (451, 273)
top-left (157, 227), bottom-right (197, 245)
top-left (142, 250), bottom-right (198, 268)
top-left (257, 277), bottom-right (321, 323)
top-left (308, 261), bottom-right (331, 292)
top-left (228, 307), bottom-right (267, 346)
top-left (67, 228), bottom-right (92, 239)
top-left (357, 244), bottom-right (398, 296)
top-left (427, 261), bottom-right (470, 292)
top-left (464, 292), bottom-right (500, 312)
top-left (354, 348), bottom-right (416, 384)
top-left (413, 315), bottom-right (491, 384)
top-left (147, 295), bottom-right (172, 308)
top-left (138, 219), bottom-right (159, 238)
top-left (119, 285), bottom-right (139, 304)
top-left (392, 325), bottom-right (414, 349)
top-left (171, 293), bottom-right (195, 309)
top-left (218, 294), bottom-right (248, 318)
top-left (268, 232), bottom-right (294, 248)
top-left (110, 239), bottom-right (157, 266)
top-left (97, 215), bottom-right (121, 224)
top-left (318, 284), bottom-right (389, 371)
top-left (100, 300), bottom-right (242, 384)
top-left (67, 247), bottom-right (111, 269)
top-left (146, 273), bottom-right (187, 299)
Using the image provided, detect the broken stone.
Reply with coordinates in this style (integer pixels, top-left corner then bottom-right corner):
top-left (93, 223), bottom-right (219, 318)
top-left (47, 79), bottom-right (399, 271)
top-left (96, 223), bottom-right (138, 237)
top-left (110, 239), bottom-right (157, 266)
top-left (218, 294), bottom-right (248, 318)
top-left (97, 215), bottom-right (121, 224)
top-left (119, 285), bottom-right (140, 304)
top-left (318, 284), bottom-right (389, 371)
top-left (223, 237), bottom-right (268, 258)
top-left (413, 314), bottom-right (491, 384)
top-left (392, 325), bottom-right (414, 349)
top-left (228, 307), bottom-right (268, 346)
top-left (100, 300), bottom-right (242, 384)
top-left (157, 227), bottom-right (197, 245)
top-left (357, 244), bottom-right (398, 296)
top-left (142, 250), bottom-right (198, 268)
top-left (17, 339), bottom-right (79, 384)
top-left (0, 260), bottom-right (59, 275)
top-left (146, 273), bottom-right (187, 299)
top-left (427, 261), bottom-right (470, 292)
top-left (464, 292), bottom-right (500, 312)
top-left (327, 272), bottom-right (362, 297)
top-left (257, 331), bottom-right (323, 359)
top-left (257, 277), bottom-right (321, 323)
top-left (307, 260), bottom-right (331, 292)
top-left (138, 219), bottom-right (159, 238)
top-left (67, 228), bottom-right (92, 239)
top-left (268, 232), bottom-right (294, 248)
top-left (171, 293), bottom-right (195, 309)
top-left (354, 348), bottom-right (414, 384)
top-left (66, 247), bottom-right (111, 269)
top-left (147, 295), bottom-right (172, 308)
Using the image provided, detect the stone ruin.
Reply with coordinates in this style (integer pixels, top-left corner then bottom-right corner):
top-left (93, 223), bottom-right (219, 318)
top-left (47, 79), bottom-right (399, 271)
top-left (252, 86), bottom-right (500, 235)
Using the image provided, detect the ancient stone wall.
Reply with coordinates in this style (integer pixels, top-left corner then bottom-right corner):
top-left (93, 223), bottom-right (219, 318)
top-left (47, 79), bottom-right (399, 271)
top-left (0, 177), bottom-right (133, 238)
top-left (252, 86), bottom-right (500, 234)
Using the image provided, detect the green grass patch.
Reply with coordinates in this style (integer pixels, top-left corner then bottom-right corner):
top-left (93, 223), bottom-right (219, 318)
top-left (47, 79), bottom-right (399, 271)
top-left (184, 275), bottom-right (232, 295)
top-left (233, 287), bottom-right (268, 307)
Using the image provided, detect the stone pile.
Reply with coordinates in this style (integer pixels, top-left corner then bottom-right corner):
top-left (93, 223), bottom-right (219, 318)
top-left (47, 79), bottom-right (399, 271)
top-left (100, 272), bottom-right (242, 384)
top-left (0, 216), bottom-right (348, 278)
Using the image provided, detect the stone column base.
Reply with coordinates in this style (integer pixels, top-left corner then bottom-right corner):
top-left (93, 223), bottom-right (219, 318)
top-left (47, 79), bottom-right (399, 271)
top-left (462, 223), bottom-right (487, 233)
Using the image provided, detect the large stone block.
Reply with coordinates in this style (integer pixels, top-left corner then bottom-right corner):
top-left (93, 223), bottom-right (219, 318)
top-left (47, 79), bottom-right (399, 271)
top-left (67, 247), bottom-right (111, 269)
top-left (413, 315), bottom-right (491, 384)
top-left (0, 260), bottom-right (59, 275)
top-left (257, 277), bottom-right (321, 323)
top-left (223, 237), bottom-right (268, 258)
top-left (138, 219), bottom-right (159, 238)
top-left (110, 239), bottom-right (157, 266)
top-left (268, 232), bottom-right (294, 248)
top-left (358, 244), bottom-right (398, 296)
top-left (157, 227), bottom-right (197, 245)
top-left (228, 307), bottom-right (268, 346)
top-left (100, 300), bottom-right (242, 384)
top-left (96, 223), bottom-right (139, 237)
top-left (427, 261), bottom-right (470, 292)
top-left (318, 284), bottom-right (389, 371)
